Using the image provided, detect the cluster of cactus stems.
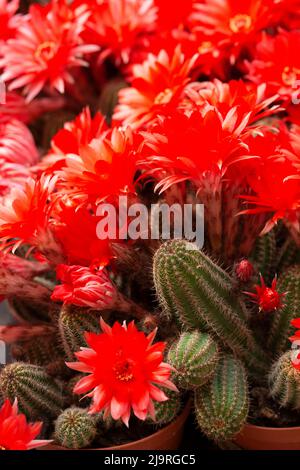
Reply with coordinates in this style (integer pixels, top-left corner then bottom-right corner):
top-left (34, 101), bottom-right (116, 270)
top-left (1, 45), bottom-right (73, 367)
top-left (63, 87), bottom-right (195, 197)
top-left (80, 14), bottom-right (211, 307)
top-left (2, 230), bottom-right (300, 448)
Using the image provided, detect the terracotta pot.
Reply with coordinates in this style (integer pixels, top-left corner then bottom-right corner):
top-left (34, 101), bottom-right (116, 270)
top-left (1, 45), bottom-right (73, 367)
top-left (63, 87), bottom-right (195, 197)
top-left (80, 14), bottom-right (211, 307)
top-left (39, 401), bottom-right (190, 451)
top-left (235, 423), bottom-right (300, 450)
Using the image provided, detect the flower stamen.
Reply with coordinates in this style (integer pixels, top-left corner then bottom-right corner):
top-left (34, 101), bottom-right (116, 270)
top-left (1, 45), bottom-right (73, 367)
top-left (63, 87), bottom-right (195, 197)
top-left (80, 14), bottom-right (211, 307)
top-left (229, 14), bottom-right (252, 33)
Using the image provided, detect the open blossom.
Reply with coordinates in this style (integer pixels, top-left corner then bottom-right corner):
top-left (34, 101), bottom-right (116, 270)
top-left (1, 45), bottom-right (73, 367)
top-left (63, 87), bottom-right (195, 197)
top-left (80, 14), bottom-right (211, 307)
top-left (58, 126), bottom-right (138, 205)
top-left (0, 1), bottom-right (98, 101)
top-left (139, 106), bottom-right (254, 193)
top-left (84, 0), bottom-right (156, 65)
top-left (239, 137), bottom-right (300, 234)
top-left (51, 264), bottom-right (117, 309)
top-left (0, 175), bottom-right (56, 252)
top-left (40, 108), bottom-right (108, 173)
top-left (245, 276), bottom-right (285, 312)
top-left (247, 30), bottom-right (300, 99)
top-left (0, 399), bottom-right (50, 450)
top-left (191, 0), bottom-right (277, 63)
top-left (113, 47), bottom-right (198, 129)
top-left (67, 318), bottom-right (177, 426)
top-left (185, 80), bottom-right (281, 125)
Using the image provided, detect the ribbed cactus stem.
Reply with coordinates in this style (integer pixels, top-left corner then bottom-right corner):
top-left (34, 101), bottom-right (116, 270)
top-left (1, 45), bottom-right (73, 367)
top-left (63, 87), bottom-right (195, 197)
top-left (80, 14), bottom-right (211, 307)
top-left (269, 351), bottom-right (300, 409)
top-left (277, 238), bottom-right (300, 273)
top-left (54, 407), bottom-right (97, 449)
top-left (194, 356), bottom-right (249, 442)
top-left (250, 230), bottom-right (276, 282)
top-left (167, 331), bottom-right (219, 389)
top-left (0, 363), bottom-right (64, 419)
top-left (154, 240), bottom-right (267, 377)
top-left (268, 266), bottom-right (300, 355)
top-left (152, 392), bottom-right (182, 425)
top-left (58, 305), bottom-right (101, 360)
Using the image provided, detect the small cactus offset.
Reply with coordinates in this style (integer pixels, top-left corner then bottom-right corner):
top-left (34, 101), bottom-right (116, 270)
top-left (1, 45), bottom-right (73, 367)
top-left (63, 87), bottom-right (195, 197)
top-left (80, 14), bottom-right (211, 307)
top-left (167, 331), bottom-right (219, 389)
top-left (250, 230), bottom-right (276, 283)
top-left (154, 240), bottom-right (267, 377)
top-left (194, 356), bottom-right (249, 442)
top-left (54, 407), bottom-right (97, 449)
top-left (269, 352), bottom-right (300, 409)
top-left (268, 266), bottom-right (300, 355)
top-left (0, 363), bottom-right (64, 419)
top-left (151, 392), bottom-right (182, 425)
top-left (58, 305), bottom-right (101, 360)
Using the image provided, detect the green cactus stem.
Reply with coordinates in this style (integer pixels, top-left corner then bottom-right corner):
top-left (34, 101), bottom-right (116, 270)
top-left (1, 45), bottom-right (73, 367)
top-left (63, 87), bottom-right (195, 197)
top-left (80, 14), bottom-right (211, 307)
top-left (58, 305), bottom-right (101, 360)
top-left (250, 230), bottom-right (276, 282)
top-left (153, 240), bottom-right (268, 377)
top-left (54, 407), bottom-right (97, 449)
top-left (167, 331), bottom-right (219, 389)
top-left (268, 266), bottom-right (300, 355)
top-left (269, 351), bottom-right (300, 409)
top-left (0, 363), bottom-right (64, 419)
top-left (194, 356), bottom-right (249, 442)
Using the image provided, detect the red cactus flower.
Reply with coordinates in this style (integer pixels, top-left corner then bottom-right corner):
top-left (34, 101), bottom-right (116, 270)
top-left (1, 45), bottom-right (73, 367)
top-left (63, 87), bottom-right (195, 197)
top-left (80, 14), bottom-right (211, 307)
top-left (51, 264), bottom-right (117, 309)
top-left (0, 175), bottom-right (56, 253)
top-left (185, 80), bottom-right (281, 125)
top-left (113, 46), bottom-right (197, 130)
top-left (83, 0), bottom-right (156, 65)
top-left (67, 318), bottom-right (177, 426)
top-left (0, 399), bottom-right (50, 450)
top-left (290, 318), bottom-right (300, 343)
top-left (40, 108), bottom-right (108, 174)
top-left (239, 145), bottom-right (300, 235)
top-left (191, 0), bottom-right (277, 63)
top-left (245, 275), bottom-right (285, 312)
top-left (247, 30), bottom-right (300, 99)
top-left (139, 106), bottom-right (254, 193)
top-left (235, 259), bottom-right (254, 282)
top-left (0, 1), bottom-right (98, 101)
top-left (58, 127), bottom-right (138, 205)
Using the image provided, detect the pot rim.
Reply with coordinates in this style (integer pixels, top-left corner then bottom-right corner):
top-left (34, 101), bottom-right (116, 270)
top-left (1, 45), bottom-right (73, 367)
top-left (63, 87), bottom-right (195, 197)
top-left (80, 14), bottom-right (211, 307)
top-left (41, 399), bottom-right (191, 451)
top-left (242, 422), bottom-right (300, 432)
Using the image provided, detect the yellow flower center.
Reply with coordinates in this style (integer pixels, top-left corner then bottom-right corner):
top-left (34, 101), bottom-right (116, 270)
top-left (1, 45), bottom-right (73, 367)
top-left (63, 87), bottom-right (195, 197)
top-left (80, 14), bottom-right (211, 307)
top-left (282, 66), bottom-right (300, 86)
top-left (229, 14), bottom-right (252, 33)
top-left (154, 88), bottom-right (174, 105)
top-left (0, 445), bottom-right (7, 450)
top-left (114, 359), bottom-right (134, 382)
top-left (35, 41), bottom-right (57, 63)
top-left (198, 41), bottom-right (213, 54)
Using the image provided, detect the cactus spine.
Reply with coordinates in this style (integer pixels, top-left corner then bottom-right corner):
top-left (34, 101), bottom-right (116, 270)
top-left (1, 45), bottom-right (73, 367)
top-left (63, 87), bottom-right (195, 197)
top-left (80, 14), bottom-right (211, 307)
top-left (0, 363), bottom-right (64, 419)
top-left (11, 335), bottom-right (64, 367)
top-left (194, 356), bottom-right (249, 441)
top-left (268, 266), bottom-right (300, 355)
top-left (152, 392), bottom-right (182, 425)
top-left (54, 407), bottom-right (97, 449)
top-left (276, 238), bottom-right (300, 273)
top-left (154, 240), bottom-right (267, 377)
top-left (269, 351), bottom-right (300, 409)
top-left (167, 331), bottom-right (219, 389)
top-left (250, 230), bottom-right (276, 282)
top-left (58, 305), bottom-right (100, 360)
